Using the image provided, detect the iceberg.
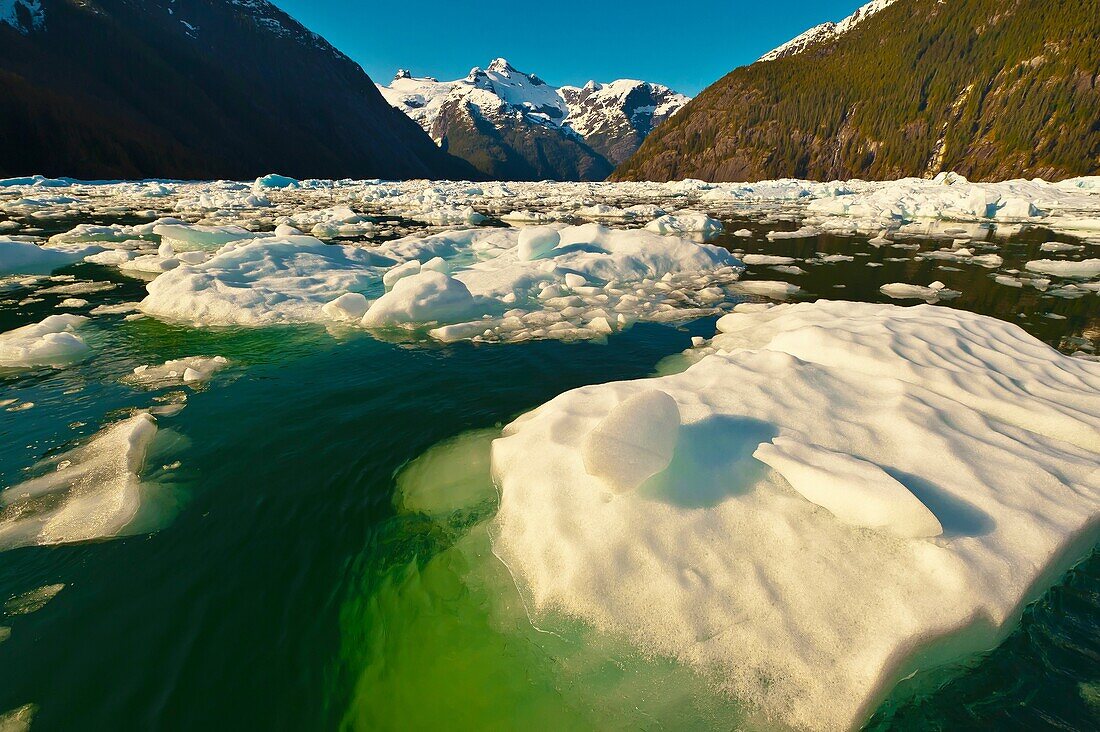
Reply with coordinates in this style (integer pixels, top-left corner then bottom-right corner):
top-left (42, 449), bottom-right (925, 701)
top-left (361, 270), bottom-right (484, 328)
top-left (152, 223), bottom-right (264, 252)
top-left (139, 235), bottom-right (392, 325)
top-left (0, 239), bottom-right (99, 275)
top-left (490, 301), bottom-right (1100, 730)
top-left (0, 314), bottom-right (90, 368)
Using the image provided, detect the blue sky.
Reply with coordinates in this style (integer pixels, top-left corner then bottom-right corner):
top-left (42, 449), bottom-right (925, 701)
top-left (271, 1), bottom-right (867, 96)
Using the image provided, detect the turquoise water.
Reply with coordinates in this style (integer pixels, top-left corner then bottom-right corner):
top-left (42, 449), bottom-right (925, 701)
top-left (1, 219), bottom-right (1098, 730)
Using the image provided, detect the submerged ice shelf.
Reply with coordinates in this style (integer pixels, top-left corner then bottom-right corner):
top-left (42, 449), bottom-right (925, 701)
top-left (490, 301), bottom-right (1100, 730)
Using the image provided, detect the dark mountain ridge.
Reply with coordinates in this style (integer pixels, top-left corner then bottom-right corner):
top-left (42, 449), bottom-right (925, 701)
top-left (0, 0), bottom-right (477, 180)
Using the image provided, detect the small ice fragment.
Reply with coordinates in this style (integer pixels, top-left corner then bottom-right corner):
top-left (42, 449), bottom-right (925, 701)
top-left (564, 273), bottom-right (587, 289)
top-left (322, 292), bottom-right (370, 322)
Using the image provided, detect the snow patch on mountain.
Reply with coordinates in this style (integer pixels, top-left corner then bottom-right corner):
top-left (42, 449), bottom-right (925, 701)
top-left (759, 0), bottom-right (902, 62)
top-left (0, 0), bottom-right (44, 33)
top-left (378, 58), bottom-right (689, 163)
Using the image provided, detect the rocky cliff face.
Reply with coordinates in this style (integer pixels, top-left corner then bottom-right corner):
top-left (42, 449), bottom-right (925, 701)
top-left (614, 0), bottom-right (1100, 183)
top-left (0, 0), bottom-right (477, 180)
top-left (378, 59), bottom-right (689, 181)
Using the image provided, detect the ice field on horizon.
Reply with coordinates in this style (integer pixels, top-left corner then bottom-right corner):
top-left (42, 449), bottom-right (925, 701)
top-left (1, 171), bottom-right (1099, 345)
top-left (1, 171), bottom-right (1099, 728)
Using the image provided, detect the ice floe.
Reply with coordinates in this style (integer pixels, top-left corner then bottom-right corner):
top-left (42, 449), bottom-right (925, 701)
top-left (0, 414), bottom-right (159, 550)
top-left (1025, 258), bottom-right (1100, 279)
top-left (0, 314), bottom-right (90, 368)
top-left (134, 224), bottom-right (741, 340)
top-left (0, 239), bottom-right (98, 275)
top-left (880, 281), bottom-right (961, 302)
top-left (124, 356), bottom-right (229, 388)
top-left (140, 235), bottom-right (391, 325)
top-left (489, 300), bottom-right (1100, 730)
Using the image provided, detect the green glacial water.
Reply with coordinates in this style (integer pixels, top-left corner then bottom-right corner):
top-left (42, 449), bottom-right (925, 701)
top-left (1, 218), bottom-right (1097, 730)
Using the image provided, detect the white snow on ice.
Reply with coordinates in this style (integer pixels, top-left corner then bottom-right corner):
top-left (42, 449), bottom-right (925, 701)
top-left (490, 300), bottom-right (1100, 730)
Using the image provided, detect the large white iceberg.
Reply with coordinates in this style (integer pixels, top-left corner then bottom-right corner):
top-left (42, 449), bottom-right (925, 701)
top-left (138, 225), bottom-right (740, 339)
top-left (489, 301), bottom-right (1100, 730)
top-left (140, 235), bottom-right (392, 325)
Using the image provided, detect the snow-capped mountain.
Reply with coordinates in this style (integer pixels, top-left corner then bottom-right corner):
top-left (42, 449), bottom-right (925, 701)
top-left (759, 0), bottom-right (901, 61)
top-left (0, 0), bottom-right (474, 180)
top-left (378, 59), bottom-right (689, 181)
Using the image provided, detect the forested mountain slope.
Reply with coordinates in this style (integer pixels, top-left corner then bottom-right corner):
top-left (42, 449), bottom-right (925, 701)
top-left (613, 0), bottom-right (1099, 182)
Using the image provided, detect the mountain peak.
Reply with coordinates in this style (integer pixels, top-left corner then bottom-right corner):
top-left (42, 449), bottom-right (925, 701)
top-left (759, 0), bottom-right (901, 61)
top-left (393, 68), bottom-right (411, 81)
top-left (487, 57), bottom-right (515, 74)
top-left (377, 59), bottom-right (690, 180)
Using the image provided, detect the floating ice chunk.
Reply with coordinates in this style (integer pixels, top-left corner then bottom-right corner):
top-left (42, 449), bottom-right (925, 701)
top-left (88, 302), bottom-right (140, 316)
top-left (517, 226), bottom-right (560, 261)
top-left (645, 212), bottom-right (724, 240)
top-left (581, 390), bottom-right (680, 493)
top-left (500, 210), bottom-right (553, 224)
top-left (0, 414), bottom-right (159, 550)
top-left (84, 249), bottom-right (138, 266)
top-left (741, 254), bottom-right (797, 266)
top-left (421, 256), bottom-right (450, 274)
top-left (120, 253), bottom-right (180, 274)
top-left (274, 223), bottom-right (304, 237)
top-left (1039, 241), bottom-right (1085, 253)
top-left (0, 240), bottom-right (91, 275)
top-left (753, 438), bottom-right (943, 538)
top-left (564, 273), bottom-right (587, 289)
top-left (1024, 258), bottom-right (1100, 278)
top-left (411, 205), bottom-right (485, 226)
top-left (490, 301), bottom-right (1100, 731)
top-left (3, 584), bottom-right (64, 615)
top-left (735, 280), bottom-right (801, 299)
top-left (48, 222), bottom-right (154, 246)
top-left (994, 198), bottom-right (1039, 220)
top-left (39, 280), bottom-right (116, 296)
top-left (125, 356), bottom-right (228, 388)
top-left (880, 282), bottom-right (960, 301)
top-left (814, 253), bottom-right (855, 263)
top-left (733, 228), bottom-right (753, 237)
top-left (57, 298), bottom-right (87, 308)
top-left (253, 173), bottom-right (299, 189)
top-left (576, 204), bottom-right (629, 220)
top-left (970, 253), bottom-right (1003, 268)
top-left (0, 314), bottom-right (90, 368)
top-left (140, 236), bottom-right (391, 326)
top-left (152, 223), bottom-right (261, 251)
top-left (322, 292), bottom-right (370, 322)
top-left (0, 703), bottom-right (35, 732)
top-left (361, 270), bottom-right (483, 328)
top-left (766, 226), bottom-right (819, 240)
